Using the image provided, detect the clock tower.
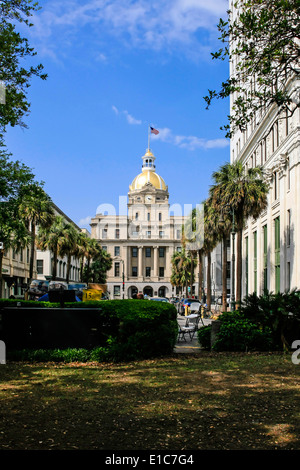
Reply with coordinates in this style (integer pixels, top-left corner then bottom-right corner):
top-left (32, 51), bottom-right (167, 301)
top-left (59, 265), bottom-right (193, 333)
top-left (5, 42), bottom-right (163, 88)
top-left (128, 147), bottom-right (169, 223)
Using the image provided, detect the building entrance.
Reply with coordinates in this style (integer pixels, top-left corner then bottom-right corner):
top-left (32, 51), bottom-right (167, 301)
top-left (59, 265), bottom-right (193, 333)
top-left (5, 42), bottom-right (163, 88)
top-left (143, 286), bottom-right (153, 297)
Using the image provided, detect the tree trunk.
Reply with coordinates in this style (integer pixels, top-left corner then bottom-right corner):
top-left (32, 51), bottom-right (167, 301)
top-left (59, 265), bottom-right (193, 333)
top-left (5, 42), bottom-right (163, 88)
top-left (66, 254), bottom-right (71, 283)
top-left (198, 249), bottom-right (203, 300)
top-left (222, 235), bottom-right (228, 312)
top-left (52, 250), bottom-right (58, 280)
top-left (207, 251), bottom-right (211, 310)
top-left (29, 221), bottom-right (36, 285)
top-left (236, 228), bottom-right (242, 308)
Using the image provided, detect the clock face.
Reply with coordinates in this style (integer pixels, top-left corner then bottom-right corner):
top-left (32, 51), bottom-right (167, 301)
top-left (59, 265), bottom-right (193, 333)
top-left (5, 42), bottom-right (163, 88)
top-left (146, 195), bottom-right (152, 202)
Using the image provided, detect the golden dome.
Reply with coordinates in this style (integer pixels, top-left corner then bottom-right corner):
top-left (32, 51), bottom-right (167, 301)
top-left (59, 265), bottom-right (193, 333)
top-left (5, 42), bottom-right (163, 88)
top-left (130, 170), bottom-right (167, 191)
top-left (129, 148), bottom-right (167, 191)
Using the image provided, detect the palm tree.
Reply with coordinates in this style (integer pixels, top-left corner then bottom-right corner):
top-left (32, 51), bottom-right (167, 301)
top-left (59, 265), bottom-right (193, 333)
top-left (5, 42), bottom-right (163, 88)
top-left (208, 188), bottom-right (232, 312)
top-left (183, 207), bottom-right (201, 297)
top-left (18, 183), bottom-right (54, 285)
top-left (57, 223), bottom-right (79, 283)
top-left (36, 215), bottom-right (68, 280)
top-left (171, 248), bottom-right (192, 297)
top-left (82, 249), bottom-right (112, 284)
top-left (211, 161), bottom-right (269, 307)
top-left (84, 238), bottom-right (102, 280)
top-left (74, 231), bottom-right (89, 281)
top-left (0, 201), bottom-right (30, 296)
top-left (203, 199), bottom-right (219, 311)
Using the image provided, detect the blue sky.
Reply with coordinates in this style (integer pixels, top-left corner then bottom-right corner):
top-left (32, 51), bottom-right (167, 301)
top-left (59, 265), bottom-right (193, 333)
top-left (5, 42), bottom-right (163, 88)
top-left (5, 0), bottom-right (230, 231)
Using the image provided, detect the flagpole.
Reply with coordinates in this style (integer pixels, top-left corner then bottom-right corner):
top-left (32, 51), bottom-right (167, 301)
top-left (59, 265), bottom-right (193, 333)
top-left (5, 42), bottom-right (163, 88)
top-left (148, 124), bottom-right (150, 151)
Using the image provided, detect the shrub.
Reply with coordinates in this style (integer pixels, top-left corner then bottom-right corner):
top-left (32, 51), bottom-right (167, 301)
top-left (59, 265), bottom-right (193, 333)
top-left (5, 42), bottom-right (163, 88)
top-left (240, 289), bottom-right (300, 350)
top-left (197, 325), bottom-right (211, 350)
top-left (211, 311), bottom-right (273, 352)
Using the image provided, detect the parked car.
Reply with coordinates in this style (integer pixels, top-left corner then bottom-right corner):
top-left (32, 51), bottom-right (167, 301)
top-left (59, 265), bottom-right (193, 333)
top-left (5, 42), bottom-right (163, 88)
top-left (148, 297), bottom-right (169, 302)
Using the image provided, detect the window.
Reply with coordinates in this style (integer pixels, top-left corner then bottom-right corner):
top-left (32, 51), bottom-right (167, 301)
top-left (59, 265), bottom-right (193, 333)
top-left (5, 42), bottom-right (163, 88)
top-left (263, 225), bottom-right (268, 294)
top-left (114, 246), bottom-right (120, 256)
top-left (159, 231), bottom-right (164, 238)
top-left (132, 247), bottom-right (137, 257)
top-left (102, 246), bottom-right (107, 252)
top-left (226, 261), bottom-right (231, 280)
top-left (114, 262), bottom-right (120, 277)
top-left (27, 248), bottom-right (30, 263)
top-left (176, 230), bottom-right (181, 239)
top-left (273, 171), bottom-right (279, 200)
top-left (146, 231), bottom-right (151, 238)
top-left (245, 237), bottom-right (248, 296)
top-left (115, 228), bottom-right (120, 239)
top-left (159, 267), bottom-right (164, 277)
top-left (102, 228), bottom-right (107, 239)
top-left (145, 267), bottom-right (151, 277)
top-left (159, 247), bottom-right (165, 257)
top-left (253, 231), bottom-right (257, 293)
top-left (287, 210), bottom-right (291, 246)
top-left (132, 266), bottom-right (138, 277)
top-left (145, 247), bottom-right (151, 257)
top-left (147, 212), bottom-right (150, 221)
top-left (19, 249), bottom-right (23, 262)
top-left (37, 259), bottom-right (44, 275)
top-left (159, 213), bottom-right (162, 221)
top-left (114, 286), bottom-right (120, 296)
top-left (135, 212), bottom-right (138, 220)
top-left (287, 262), bottom-right (291, 291)
top-left (275, 217), bottom-right (280, 293)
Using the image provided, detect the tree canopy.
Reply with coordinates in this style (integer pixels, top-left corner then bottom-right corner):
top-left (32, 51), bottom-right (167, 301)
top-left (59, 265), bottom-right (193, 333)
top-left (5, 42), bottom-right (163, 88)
top-left (204, 0), bottom-right (300, 137)
top-left (0, 0), bottom-right (47, 139)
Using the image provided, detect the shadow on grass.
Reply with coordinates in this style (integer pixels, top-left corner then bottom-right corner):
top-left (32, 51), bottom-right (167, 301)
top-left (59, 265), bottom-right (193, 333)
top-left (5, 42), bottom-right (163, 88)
top-left (0, 353), bottom-right (299, 450)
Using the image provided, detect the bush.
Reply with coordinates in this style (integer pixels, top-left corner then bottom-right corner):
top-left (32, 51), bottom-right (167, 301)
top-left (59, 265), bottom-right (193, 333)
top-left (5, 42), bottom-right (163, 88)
top-left (1, 299), bottom-right (178, 362)
top-left (197, 325), bottom-right (211, 350)
top-left (210, 311), bottom-right (273, 352)
top-left (240, 289), bottom-right (300, 350)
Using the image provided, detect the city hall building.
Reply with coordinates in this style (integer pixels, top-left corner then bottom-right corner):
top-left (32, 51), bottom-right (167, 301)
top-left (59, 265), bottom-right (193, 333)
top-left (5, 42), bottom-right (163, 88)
top-left (90, 148), bottom-right (191, 299)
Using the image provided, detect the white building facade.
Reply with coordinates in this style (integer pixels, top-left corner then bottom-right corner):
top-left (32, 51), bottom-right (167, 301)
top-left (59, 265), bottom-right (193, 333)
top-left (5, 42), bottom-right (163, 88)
top-left (230, 2), bottom-right (300, 297)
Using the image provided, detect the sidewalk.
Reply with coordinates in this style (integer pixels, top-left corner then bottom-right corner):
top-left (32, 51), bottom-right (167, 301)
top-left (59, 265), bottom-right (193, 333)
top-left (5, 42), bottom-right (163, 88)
top-left (174, 315), bottom-right (212, 354)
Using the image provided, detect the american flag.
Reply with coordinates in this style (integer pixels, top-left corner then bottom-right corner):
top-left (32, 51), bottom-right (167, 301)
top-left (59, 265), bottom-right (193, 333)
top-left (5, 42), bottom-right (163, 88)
top-left (150, 126), bottom-right (159, 135)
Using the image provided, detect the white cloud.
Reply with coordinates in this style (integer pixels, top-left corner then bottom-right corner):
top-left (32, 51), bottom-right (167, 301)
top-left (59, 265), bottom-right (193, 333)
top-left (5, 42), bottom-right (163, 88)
top-left (30, 0), bottom-right (228, 58)
top-left (152, 127), bottom-right (229, 150)
top-left (78, 215), bottom-right (92, 227)
top-left (112, 110), bottom-right (228, 149)
top-left (112, 106), bottom-right (142, 125)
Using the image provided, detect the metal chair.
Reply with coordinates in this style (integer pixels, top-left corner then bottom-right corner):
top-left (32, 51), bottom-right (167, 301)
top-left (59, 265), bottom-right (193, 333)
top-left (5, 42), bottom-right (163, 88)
top-left (184, 315), bottom-right (201, 340)
top-left (178, 315), bottom-right (201, 341)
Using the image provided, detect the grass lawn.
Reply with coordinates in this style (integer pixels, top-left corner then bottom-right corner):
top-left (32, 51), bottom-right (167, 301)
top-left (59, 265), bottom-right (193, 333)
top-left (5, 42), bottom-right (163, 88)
top-left (0, 352), bottom-right (299, 451)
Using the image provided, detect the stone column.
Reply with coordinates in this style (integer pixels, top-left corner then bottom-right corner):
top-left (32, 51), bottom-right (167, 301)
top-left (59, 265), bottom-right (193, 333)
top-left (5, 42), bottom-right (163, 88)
top-left (138, 246), bottom-right (143, 280)
top-left (153, 246), bottom-right (158, 278)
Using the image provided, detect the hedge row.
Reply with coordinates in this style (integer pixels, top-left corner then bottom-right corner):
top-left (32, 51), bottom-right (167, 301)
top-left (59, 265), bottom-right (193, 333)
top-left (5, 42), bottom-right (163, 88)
top-left (0, 299), bottom-right (178, 361)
